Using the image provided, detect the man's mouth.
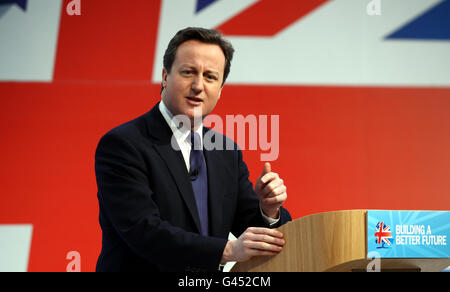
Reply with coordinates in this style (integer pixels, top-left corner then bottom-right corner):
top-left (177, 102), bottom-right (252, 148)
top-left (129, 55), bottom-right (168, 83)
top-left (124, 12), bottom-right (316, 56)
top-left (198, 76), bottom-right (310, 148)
top-left (186, 96), bottom-right (203, 106)
top-left (186, 96), bottom-right (203, 102)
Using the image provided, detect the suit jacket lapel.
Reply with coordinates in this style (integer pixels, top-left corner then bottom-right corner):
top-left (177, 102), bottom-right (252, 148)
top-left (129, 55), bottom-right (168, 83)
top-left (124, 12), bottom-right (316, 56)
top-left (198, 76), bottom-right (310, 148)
top-left (144, 104), bottom-right (202, 234)
top-left (153, 144), bottom-right (202, 234)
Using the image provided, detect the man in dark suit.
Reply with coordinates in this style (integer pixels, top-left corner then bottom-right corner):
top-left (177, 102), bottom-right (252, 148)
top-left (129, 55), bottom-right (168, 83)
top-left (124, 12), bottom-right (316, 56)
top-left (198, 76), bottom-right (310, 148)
top-left (95, 27), bottom-right (291, 272)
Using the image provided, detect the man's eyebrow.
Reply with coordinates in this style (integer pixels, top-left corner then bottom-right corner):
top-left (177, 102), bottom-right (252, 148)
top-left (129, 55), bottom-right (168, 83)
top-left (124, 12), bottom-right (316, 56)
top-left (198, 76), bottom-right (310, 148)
top-left (179, 64), bottom-right (220, 75)
top-left (204, 69), bottom-right (219, 75)
top-left (180, 64), bottom-right (196, 70)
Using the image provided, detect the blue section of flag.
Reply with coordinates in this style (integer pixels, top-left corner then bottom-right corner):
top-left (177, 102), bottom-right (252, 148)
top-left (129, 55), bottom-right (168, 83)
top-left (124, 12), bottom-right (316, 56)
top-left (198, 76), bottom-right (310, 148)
top-left (195, 0), bottom-right (218, 13)
top-left (387, 0), bottom-right (450, 40)
top-left (0, 0), bottom-right (27, 10)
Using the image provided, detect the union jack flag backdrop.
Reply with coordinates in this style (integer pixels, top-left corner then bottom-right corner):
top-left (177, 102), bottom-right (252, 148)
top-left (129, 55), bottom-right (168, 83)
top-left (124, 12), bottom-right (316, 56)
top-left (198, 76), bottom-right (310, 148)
top-left (0, 0), bottom-right (449, 271)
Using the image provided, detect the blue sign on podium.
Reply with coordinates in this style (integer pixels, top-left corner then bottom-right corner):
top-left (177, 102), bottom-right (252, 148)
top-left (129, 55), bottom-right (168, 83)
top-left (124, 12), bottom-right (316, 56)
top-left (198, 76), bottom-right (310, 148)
top-left (367, 210), bottom-right (450, 258)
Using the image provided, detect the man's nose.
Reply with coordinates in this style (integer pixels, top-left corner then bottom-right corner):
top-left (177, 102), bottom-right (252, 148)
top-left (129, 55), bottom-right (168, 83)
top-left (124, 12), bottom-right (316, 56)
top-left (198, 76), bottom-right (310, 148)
top-left (191, 75), bottom-right (204, 93)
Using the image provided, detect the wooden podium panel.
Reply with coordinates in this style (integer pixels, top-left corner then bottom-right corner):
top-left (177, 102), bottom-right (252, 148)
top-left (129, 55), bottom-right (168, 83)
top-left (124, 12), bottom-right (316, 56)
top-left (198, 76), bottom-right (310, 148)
top-left (231, 210), bottom-right (450, 272)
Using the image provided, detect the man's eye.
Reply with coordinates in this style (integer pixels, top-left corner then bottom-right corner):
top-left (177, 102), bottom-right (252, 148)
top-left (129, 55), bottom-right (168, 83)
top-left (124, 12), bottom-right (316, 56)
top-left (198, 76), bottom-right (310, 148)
top-left (181, 70), bottom-right (192, 75)
top-left (206, 75), bottom-right (217, 80)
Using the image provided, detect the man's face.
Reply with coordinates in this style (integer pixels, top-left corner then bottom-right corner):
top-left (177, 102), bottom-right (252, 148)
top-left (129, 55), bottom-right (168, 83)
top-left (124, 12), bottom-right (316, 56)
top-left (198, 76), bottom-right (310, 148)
top-left (162, 40), bottom-right (225, 127)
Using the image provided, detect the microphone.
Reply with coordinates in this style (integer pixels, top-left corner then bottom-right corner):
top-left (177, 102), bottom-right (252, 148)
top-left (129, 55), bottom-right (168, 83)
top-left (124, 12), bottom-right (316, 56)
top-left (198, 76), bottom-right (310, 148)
top-left (189, 168), bottom-right (200, 181)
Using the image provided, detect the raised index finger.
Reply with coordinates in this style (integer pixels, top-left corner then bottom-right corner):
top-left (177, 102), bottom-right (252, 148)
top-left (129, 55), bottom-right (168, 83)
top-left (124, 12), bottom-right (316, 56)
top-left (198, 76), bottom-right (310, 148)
top-left (260, 172), bottom-right (279, 184)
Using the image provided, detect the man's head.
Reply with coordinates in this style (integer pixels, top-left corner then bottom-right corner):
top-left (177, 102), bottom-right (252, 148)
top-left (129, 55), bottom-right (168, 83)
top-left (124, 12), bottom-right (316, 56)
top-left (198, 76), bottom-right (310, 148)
top-left (161, 27), bottom-right (234, 126)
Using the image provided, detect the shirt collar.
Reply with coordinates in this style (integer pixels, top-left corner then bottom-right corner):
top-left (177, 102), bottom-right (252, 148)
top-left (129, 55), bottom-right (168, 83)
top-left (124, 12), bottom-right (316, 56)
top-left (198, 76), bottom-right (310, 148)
top-left (158, 101), bottom-right (203, 147)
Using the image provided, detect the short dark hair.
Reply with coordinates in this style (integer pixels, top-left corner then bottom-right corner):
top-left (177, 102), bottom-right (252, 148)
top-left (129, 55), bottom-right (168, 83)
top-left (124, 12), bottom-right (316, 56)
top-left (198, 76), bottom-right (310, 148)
top-left (161, 27), bottom-right (234, 93)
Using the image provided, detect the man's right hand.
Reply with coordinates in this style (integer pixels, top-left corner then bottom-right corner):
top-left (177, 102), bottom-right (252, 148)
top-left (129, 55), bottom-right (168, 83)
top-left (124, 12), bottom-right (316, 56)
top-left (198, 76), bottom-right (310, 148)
top-left (221, 227), bottom-right (285, 264)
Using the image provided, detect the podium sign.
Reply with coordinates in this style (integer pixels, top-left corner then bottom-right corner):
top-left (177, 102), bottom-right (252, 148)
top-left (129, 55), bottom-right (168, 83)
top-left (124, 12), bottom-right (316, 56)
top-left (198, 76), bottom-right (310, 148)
top-left (232, 210), bottom-right (450, 272)
top-left (367, 210), bottom-right (450, 258)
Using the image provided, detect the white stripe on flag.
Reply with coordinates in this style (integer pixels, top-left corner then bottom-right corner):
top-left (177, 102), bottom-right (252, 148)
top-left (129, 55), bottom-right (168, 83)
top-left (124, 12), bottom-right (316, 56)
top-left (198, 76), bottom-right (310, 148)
top-left (0, 224), bottom-right (33, 272)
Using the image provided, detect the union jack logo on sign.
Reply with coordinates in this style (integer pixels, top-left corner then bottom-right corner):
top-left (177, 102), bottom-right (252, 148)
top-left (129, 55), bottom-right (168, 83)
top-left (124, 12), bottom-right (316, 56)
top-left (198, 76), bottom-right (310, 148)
top-left (375, 222), bottom-right (393, 249)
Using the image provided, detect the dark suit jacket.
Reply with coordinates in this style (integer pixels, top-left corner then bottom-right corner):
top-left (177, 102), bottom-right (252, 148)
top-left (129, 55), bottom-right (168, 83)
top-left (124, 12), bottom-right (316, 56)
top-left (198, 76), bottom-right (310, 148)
top-left (95, 103), bottom-right (291, 272)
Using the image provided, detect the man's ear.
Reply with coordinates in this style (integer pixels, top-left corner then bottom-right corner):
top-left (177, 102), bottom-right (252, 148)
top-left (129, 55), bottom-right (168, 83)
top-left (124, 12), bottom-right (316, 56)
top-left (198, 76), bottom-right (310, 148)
top-left (162, 68), bottom-right (168, 88)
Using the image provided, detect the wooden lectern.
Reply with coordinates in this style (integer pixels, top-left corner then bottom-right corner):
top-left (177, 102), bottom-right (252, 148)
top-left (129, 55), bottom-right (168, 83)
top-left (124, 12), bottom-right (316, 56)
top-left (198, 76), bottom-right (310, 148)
top-left (231, 210), bottom-right (450, 272)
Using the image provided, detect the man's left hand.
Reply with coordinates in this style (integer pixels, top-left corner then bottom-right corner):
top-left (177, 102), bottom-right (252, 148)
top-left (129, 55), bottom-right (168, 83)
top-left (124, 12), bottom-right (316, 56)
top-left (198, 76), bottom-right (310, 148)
top-left (255, 162), bottom-right (287, 219)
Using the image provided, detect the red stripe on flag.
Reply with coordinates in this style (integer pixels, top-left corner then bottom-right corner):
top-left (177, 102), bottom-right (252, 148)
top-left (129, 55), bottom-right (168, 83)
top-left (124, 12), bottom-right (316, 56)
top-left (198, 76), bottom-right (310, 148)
top-left (216, 0), bottom-right (327, 36)
top-left (1, 82), bottom-right (450, 270)
top-left (53, 0), bottom-right (162, 82)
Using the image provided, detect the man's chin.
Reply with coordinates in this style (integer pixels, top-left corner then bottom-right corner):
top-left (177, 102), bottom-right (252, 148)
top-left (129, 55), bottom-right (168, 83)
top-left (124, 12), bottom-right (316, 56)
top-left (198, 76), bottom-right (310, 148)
top-left (185, 106), bottom-right (204, 118)
top-left (175, 110), bottom-right (204, 130)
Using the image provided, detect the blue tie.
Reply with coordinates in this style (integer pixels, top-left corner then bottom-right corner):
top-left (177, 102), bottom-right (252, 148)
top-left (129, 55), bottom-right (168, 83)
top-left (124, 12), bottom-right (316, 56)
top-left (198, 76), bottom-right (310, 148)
top-left (189, 131), bottom-right (209, 236)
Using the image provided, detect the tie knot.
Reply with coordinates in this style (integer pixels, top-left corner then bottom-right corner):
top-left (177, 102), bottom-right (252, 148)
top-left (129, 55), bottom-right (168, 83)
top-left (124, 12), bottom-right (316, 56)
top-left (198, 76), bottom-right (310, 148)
top-left (190, 131), bottom-right (202, 151)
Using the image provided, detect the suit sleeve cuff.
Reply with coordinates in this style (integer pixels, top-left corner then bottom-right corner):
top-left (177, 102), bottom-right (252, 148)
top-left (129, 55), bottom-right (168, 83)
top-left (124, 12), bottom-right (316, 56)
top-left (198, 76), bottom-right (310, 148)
top-left (259, 204), bottom-right (280, 226)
